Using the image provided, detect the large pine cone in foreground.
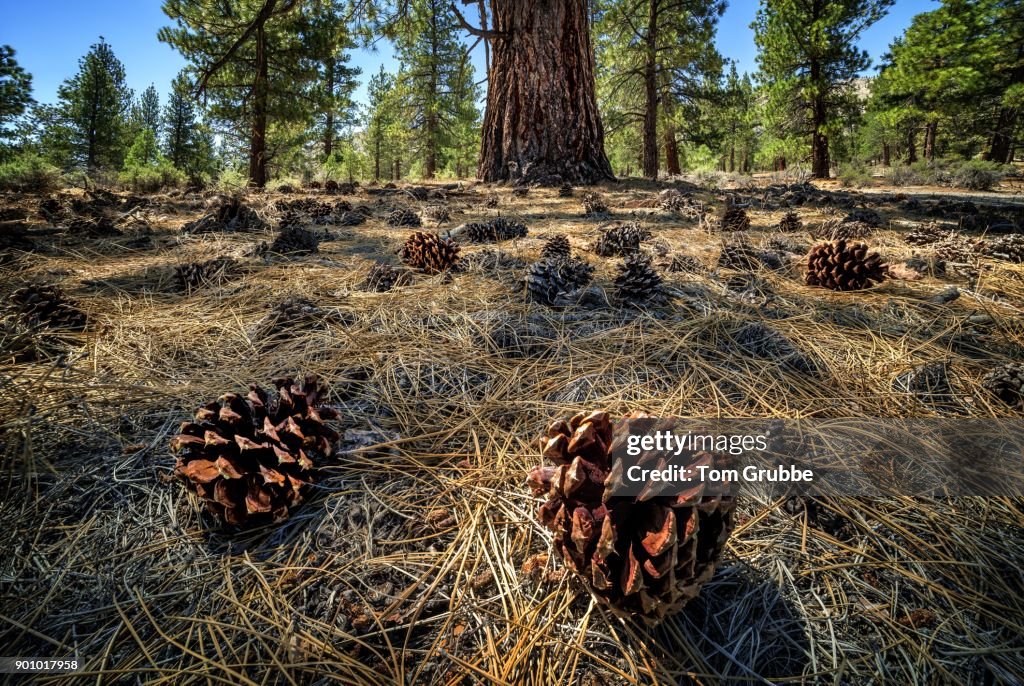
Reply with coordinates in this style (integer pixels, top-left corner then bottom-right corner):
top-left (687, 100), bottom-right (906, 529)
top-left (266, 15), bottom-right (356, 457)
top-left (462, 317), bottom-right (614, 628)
top-left (171, 376), bottom-right (339, 527)
top-left (10, 284), bottom-right (87, 330)
top-left (400, 231), bottom-right (461, 273)
top-left (528, 412), bottom-right (736, 623)
top-left (806, 240), bottom-right (887, 291)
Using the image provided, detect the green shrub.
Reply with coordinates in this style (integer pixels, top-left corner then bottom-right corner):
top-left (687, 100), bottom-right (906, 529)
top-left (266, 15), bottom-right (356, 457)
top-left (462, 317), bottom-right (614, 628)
top-left (951, 160), bottom-right (1006, 191)
top-left (120, 160), bottom-right (184, 193)
top-left (0, 152), bottom-right (61, 192)
top-left (838, 164), bottom-right (872, 188)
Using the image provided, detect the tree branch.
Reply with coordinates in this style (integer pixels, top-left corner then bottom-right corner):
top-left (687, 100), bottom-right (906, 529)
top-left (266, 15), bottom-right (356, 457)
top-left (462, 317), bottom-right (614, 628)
top-left (449, 2), bottom-right (508, 39)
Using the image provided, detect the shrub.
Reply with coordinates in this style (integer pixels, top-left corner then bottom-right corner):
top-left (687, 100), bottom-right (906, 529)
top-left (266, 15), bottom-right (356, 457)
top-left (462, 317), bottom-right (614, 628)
top-left (0, 152), bottom-right (61, 192)
top-left (838, 164), bottom-right (872, 188)
top-left (120, 160), bottom-right (184, 193)
top-left (951, 160), bottom-right (1006, 191)
top-left (887, 164), bottom-right (922, 187)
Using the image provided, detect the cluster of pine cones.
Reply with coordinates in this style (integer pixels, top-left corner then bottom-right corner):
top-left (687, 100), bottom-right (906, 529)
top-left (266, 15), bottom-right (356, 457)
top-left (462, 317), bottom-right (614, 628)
top-left (8, 284), bottom-right (87, 330)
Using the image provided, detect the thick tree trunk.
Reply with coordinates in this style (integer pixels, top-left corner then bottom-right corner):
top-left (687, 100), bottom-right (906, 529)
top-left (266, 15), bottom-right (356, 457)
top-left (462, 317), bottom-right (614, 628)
top-left (641, 0), bottom-right (659, 179)
top-left (477, 0), bottom-right (614, 185)
top-left (248, 24), bottom-right (269, 188)
top-left (905, 127), bottom-right (917, 164)
top-left (923, 121), bottom-right (937, 162)
top-left (882, 142), bottom-right (891, 167)
top-left (986, 107), bottom-right (1017, 163)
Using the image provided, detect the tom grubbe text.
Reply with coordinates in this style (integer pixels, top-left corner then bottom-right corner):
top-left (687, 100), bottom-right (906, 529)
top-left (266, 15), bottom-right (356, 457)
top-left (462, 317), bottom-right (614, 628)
top-left (623, 430), bottom-right (815, 484)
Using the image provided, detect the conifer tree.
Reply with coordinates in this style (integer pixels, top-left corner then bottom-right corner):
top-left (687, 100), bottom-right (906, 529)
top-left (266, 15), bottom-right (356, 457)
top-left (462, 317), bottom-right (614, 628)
top-left (55, 38), bottom-right (133, 169)
top-left (595, 0), bottom-right (725, 179)
top-left (160, 0), bottom-right (328, 187)
top-left (0, 45), bottom-right (34, 146)
top-left (753, 0), bottom-right (893, 178)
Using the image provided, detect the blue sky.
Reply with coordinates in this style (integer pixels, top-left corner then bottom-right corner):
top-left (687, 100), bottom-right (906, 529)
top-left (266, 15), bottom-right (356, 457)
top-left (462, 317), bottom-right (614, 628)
top-left (0, 0), bottom-right (937, 111)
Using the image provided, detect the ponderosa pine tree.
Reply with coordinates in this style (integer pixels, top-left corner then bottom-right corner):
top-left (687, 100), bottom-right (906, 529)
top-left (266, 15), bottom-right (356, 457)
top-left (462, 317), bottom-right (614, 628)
top-left (754, 0), bottom-right (893, 178)
top-left (56, 38), bottom-right (133, 169)
top-left (136, 85), bottom-right (161, 137)
top-left (0, 46), bottom-right (33, 147)
top-left (160, 0), bottom-right (328, 187)
top-left (299, 1), bottom-right (359, 160)
top-left (595, 0), bottom-right (725, 179)
top-left (392, 0), bottom-right (472, 178)
top-left (455, 0), bottom-right (615, 184)
top-left (364, 66), bottom-right (397, 181)
top-left (163, 72), bottom-right (198, 169)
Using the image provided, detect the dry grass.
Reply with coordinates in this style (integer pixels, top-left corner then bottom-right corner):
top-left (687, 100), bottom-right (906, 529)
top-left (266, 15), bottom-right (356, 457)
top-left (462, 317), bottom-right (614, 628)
top-left (1, 179), bottom-right (1023, 684)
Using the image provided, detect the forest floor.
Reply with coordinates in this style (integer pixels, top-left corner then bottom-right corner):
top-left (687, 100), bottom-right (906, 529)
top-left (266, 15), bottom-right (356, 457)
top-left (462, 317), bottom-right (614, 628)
top-left (1, 175), bottom-right (1023, 684)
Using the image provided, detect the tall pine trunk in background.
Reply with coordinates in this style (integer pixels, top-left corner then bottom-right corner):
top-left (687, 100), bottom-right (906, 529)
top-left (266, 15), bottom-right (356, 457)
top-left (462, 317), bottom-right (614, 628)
top-left (923, 121), bottom-right (937, 162)
top-left (641, 0), bottom-right (659, 179)
top-left (249, 23), bottom-right (269, 188)
top-left (478, 0), bottom-right (614, 184)
top-left (323, 58), bottom-right (335, 158)
top-left (986, 107), bottom-right (1017, 163)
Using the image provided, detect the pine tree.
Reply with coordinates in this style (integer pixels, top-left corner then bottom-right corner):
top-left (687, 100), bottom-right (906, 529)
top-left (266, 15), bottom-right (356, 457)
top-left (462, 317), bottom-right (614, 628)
top-left (754, 0), bottom-right (894, 178)
top-left (55, 38), bottom-right (133, 169)
top-left (595, 0), bottom-right (725, 179)
top-left (392, 0), bottom-right (472, 179)
top-left (365, 66), bottom-right (397, 181)
top-left (160, 1), bottom-right (325, 187)
top-left (163, 71), bottom-right (198, 169)
top-left (137, 84), bottom-right (161, 136)
top-left (719, 64), bottom-right (758, 172)
top-left (0, 45), bottom-right (34, 145)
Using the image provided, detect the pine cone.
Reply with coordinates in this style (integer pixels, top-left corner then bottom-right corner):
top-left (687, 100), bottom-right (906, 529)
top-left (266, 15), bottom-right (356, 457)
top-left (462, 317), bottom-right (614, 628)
top-left (175, 257), bottom-right (239, 293)
top-left (484, 194), bottom-right (499, 208)
top-left (582, 192), bottom-right (609, 217)
top-left (665, 254), bottom-right (702, 273)
top-left (512, 185), bottom-right (530, 198)
top-left (400, 231), bottom-right (461, 273)
top-left (805, 240), bottom-right (887, 291)
top-left (811, 218), bottom-right (873, 241)
top-left (528, 411), bottom-right (736, 623)
top-left (184, 196), bottom-right (267, 233)
top-left (540, 235), bottom-right (571, 261)
top-left (324, 180), bottom-right (340, 194)
top-left (171, 376), bottom-right (339, 527)
top-left (614, 253), bottom-right (665, 306)
top-left (717, 241), bottom-right (762, 271)
top-left (594, 222), bottom-right (651, 256)
top-left (982, 234), bottom-right (1024, 263)
top-left (658, 189), bottom-right (691, 213)
top-left (525, 257), bottom-right (594, 306)
top-left (719, 206), bottom-right (750, 232)
top-left (271, 226), bottom-right (321, 255)
top-left (981, 363), bottom-right (1024, 410)
top-left (461, 217), bottom-right (528, 243)
top-left (558, 183), bottom-right (574, 198)
top-left (387, 208), bottom-right (422, 227)
top-left (307, 181), bottom-right (322, 190)
top-left (361, 261), bottom-right (411, 292)
top-left (842, 208), bottom-right (882, 227)
top-left (904, 222), bottom-right (949, 246)
top-left (778, 211), bottom-right (802, 232)
top-left (423, 204), bottom-right (451, 224)
top-left (9, 284), bottom-right (87, 330)
top-left (279, 209), bottom-right (305, 230)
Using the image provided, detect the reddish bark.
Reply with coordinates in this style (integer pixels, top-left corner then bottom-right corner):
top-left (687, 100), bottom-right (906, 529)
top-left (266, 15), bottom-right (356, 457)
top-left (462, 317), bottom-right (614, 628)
top-left (477, 0), bottom-right (614, 185)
